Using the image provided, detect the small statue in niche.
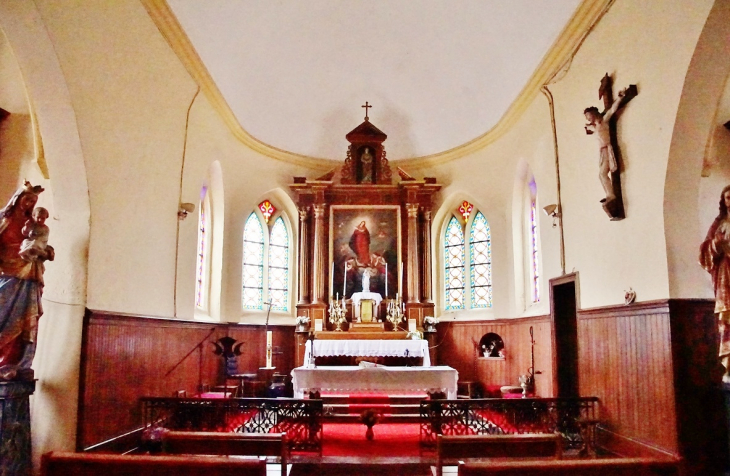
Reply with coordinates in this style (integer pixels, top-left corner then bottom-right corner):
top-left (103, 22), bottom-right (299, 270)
top-left (0, 182), bottom-right (54, 380)
top-left (700, 184), bottom-right (730, 382)
top-left (583, 74), bottom-right (638, 220)
top-left (359, 147), bottom-right (375, 184)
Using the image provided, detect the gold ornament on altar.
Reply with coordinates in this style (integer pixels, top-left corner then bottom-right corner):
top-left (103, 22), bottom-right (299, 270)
top-left (328, 294), bottom-right (347, 331)
top-left (386, 294), bottom-right (405, 330)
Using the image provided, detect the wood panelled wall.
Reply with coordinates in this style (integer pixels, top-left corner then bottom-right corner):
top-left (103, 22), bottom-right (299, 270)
top-left (77, 311), bottom-right (295, 450)
top-left (435, 316), bottom-right (553, 397)
top-left (577, 299), bottom-right (725, 473)
top-left (577, 302), bottom-right (677, 456)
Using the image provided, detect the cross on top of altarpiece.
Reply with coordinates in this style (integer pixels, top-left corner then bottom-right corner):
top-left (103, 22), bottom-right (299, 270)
top-left (362, 101), bottom-right (372, 121)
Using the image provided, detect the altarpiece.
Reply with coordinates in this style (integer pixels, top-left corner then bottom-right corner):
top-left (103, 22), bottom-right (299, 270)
top-left (290, 114), bottom-right (440, 366)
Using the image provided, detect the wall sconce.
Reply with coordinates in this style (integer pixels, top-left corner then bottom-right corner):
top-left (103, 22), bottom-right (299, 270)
top-left (542, 204), bottom-right (561, 228)
top-left (178, 202), bottom-right (195, 220)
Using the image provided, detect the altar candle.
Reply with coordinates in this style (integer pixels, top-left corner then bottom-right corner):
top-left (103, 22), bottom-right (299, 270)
top-left (385, 263), bottom-right (388, 297)
top-left (400, 262), bottom-right (403, 294)
top-left (266, 330), bottom-right (273, 368)
top-left (330, 262), bottom-right (334, 298)
top-left (343, 262), bottom-right (347, 298)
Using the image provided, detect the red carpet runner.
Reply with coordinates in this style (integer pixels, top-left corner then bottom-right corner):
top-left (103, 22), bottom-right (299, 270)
top-left (322, 423), bottom-right (421, 457)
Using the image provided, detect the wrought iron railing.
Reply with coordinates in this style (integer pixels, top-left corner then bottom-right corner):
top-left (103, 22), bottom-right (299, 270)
top-left (140, 397), bottom-right (323, 453)
top-left (420, 397), bottom-right (599, 451)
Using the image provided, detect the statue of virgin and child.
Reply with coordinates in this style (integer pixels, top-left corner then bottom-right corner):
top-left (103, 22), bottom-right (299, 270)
top-left (0, 182), bottom-right (54, 380)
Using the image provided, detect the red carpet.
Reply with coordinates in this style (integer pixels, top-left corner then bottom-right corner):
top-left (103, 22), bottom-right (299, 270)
top-left (322, 423), bottom-right (421, 457)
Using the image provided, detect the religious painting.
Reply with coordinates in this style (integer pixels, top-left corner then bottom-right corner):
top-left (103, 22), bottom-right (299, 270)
top-left (329, 205), bottom-right (401, 300)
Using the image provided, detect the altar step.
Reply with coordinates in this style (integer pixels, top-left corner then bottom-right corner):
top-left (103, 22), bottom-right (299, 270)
top-left (321, 394), bottom-right (425, 423)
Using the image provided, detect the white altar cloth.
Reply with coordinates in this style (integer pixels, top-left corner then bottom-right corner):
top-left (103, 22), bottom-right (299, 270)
top-left (304, 339), bottom-right (431, 366)
top-left (350, 291), bottom-right (383, 307)
top-left (291, 365), bottom-right (458, 399)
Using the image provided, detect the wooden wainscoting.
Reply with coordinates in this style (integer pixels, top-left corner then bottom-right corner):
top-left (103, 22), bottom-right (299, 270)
top-left (578, 301), bottom-right (677, 457)
top-left (76, 311), bottom-right (294, 450)
top-left (578, 298), bottom-right (726, 473)
top-left (435, 316), bottom-right (553, 397)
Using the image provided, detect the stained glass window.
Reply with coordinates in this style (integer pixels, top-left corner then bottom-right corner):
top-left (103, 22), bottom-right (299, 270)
top-left (470, 211), bottom-right (492, 308)
top-left (242, 213), bottom-right (264, 310)
top-left (268, 217), bottom-right (289, 311)
top-left (530, 201), bottom-right (540, 302)
top-left (195, 187), bottom-right (208, 308)
top-left (458, 201), bottom-right (474, 221)
top-left (444, 216), bottom-right (465, 310)
top-left (259, 199), bottom-right (276, 224)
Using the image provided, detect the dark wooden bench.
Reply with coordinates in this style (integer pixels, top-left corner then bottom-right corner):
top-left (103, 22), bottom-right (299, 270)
top-left (162, 430), bottom-right (287, 469)
top-left (458, 457), bottom-right (679, 475)
top-left (40, 451), bottom-right (267, 476)
top-left (436, 434), bottom-right (561, 476)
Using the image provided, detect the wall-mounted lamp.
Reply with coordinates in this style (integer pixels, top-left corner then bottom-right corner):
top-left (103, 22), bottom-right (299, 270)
top-left (542, 204), bottom-right (561, 228)
top-left (178, 202), bottom-right (195, 220)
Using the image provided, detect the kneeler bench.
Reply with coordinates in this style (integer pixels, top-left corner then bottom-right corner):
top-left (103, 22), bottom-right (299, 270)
top-left (40, 451), bottom-right (267, 476)
top-left (162, 431), bottom-right (288, 470)
top-left (457, 457), bottom-right (680, 475)
top-left (435, 433), bottom-right (561, 476)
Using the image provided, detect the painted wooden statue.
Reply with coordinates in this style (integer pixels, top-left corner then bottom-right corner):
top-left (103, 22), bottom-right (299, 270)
top-left (0, 182), bottom-right (54, 380)
top-left (584, 74), bottom-right (638, 220)
top-left (700, 184), bottom-right (730, 382)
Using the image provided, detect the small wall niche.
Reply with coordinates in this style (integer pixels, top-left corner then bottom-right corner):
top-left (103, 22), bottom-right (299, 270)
top-left (478, 332), bottom-right (505, 359)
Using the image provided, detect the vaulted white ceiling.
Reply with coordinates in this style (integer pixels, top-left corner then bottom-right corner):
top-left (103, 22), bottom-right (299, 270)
top-left (168, 0), bottom-right (581, 161)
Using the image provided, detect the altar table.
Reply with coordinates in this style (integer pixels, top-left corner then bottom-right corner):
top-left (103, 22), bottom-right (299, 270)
top-left (304, 339), bottom-right (431, 367)
top-left (291, 365), bottom-right (458, 399)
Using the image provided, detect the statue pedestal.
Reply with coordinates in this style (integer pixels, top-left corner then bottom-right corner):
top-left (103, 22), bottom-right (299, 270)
top-left (0, 379), bottom-right (35, 476)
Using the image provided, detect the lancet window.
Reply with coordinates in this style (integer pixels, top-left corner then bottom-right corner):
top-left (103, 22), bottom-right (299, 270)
top-left (242, 208), bottom-right (291, 312)
top-left (195, 186), bottom-right (209, 309)
top-left (443, 205), bottom-right (493, 311)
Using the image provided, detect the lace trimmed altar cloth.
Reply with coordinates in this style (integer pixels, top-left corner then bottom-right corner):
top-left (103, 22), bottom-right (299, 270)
top-left (291, 365), bottom-right (458, 399)
top-left (304, 339), bottom-right (431, 366)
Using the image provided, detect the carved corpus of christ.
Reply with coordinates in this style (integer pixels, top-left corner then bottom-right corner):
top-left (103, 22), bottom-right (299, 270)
top-left (583, 73), bottom-right (638, 220)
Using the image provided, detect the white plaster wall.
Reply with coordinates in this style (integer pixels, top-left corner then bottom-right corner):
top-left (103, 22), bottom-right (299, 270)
top-left (416, 0), bottom-right (714, 312)
top-left (33, 0), bottom-right (201, 317)
top-left (0, 0), bottom-right (91, 465)
top-left (176, 94), bottom-right (319, 326)
top-left (423, 96), bottom-right (559, 319)
top-left (667, 0), bottom-right (730, 300)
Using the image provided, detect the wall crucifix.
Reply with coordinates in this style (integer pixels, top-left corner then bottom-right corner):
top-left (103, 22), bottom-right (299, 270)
top-left (583, 73), bottom-right (638, 220)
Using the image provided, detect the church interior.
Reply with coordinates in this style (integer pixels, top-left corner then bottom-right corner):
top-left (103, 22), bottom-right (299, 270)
top-left (1, 0), bottom-right (730, 474)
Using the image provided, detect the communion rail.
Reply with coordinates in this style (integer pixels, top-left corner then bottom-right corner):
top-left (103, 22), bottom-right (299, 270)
top-left (420, 397), bottom-right (599, 452)
top-left (140, 397), bottom-right (323, 453)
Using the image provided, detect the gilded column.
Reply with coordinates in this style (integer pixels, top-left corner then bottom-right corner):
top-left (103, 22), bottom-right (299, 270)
top-left (297, 206), bottom-right (310, 305)
top-left (311, 204), bottom-right (326, 304)
top-left (406, 203), bottom-right (420, 303)
top-left (421, 208), bottom-right (433, 303)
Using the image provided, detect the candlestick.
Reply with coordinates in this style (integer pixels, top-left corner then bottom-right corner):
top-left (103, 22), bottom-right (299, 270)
top-left (266, 330), bottom-right (273, 368)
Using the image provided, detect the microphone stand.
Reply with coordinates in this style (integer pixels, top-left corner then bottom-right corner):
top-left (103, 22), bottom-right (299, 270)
top-left (165, 327), bottom-right (216, 394)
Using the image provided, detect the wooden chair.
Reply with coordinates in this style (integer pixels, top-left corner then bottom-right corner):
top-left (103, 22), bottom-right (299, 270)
top-left (40, 451), bottom-right (267, 476)
top-left (162, 430), bottom-right (288, 470)
top-left (436, 434), bottom-right (561, 476)
top-left (457, 457), bottom-right (680, 475)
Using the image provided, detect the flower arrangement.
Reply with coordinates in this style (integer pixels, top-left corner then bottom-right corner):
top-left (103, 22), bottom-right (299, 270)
top-left (360, 408), bottom-right (381, 440)
top-left (295, 315), bottom-right (310, 328)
